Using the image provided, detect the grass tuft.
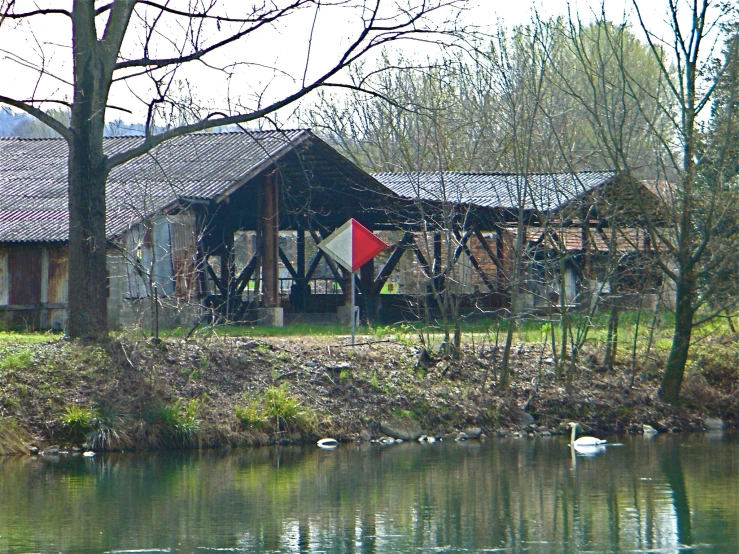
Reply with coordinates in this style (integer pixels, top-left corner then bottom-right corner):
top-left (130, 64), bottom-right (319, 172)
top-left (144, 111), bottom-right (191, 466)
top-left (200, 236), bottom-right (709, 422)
top-left (234, 403), bottom-right (266, 429)
top-left (146, 399), bottom-right (201, 448)
top-left (63, 405), bottom-right (97, 444)
top-left (0, 349), bottom-right (33, 371)
top-left (0, 419), bottom-right (30, 455)
top-left (235, 384), bottom-right (315, 434)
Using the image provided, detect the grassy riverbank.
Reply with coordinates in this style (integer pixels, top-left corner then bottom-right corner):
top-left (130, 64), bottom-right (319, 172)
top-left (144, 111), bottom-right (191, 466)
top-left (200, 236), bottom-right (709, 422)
top-left (0, 326), bottom-right (736, 454)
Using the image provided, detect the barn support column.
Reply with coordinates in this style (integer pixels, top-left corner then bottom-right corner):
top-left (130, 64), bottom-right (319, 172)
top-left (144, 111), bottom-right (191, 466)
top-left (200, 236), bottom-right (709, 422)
top-left (292, 228), bottom-right (308, 312)
top-left (360, 258), bottom-right (377, 322)
top-left (258, 171), bottom-right (283, 326)
top-left (221, 227), bottom-right (236, 320)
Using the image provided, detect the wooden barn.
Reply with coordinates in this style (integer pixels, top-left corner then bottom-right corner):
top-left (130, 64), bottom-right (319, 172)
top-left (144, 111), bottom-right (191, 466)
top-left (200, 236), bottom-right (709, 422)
top-left (0, 130), bottom-right (661, 331)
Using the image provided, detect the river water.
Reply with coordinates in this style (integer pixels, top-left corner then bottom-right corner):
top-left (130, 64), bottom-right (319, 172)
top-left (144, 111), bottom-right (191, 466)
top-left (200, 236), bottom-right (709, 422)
top-left (0, 432), bottom-right (736, 553)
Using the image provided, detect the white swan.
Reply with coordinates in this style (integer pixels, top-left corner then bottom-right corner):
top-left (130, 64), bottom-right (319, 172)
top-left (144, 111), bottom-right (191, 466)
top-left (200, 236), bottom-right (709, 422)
top-left (317, 438), bottom-right (338, 449)
top-left (568, 422), bottom-right (607, 454)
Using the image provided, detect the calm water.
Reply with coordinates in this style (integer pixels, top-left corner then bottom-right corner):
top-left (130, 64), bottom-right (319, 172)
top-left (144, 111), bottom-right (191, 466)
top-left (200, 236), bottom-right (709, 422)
top-left (0, 432), bottom-right (736, 553)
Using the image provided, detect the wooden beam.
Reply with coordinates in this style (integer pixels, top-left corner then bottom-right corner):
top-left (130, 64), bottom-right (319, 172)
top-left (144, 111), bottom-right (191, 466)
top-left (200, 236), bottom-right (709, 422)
top-left (296, 229), bottom-right (306, 279)
top-left (235, 252), bottom-right (259, 296)
top-left (278, 247), bottom-right (298, 280)
top-left (433, 232), bottom-right (442, 276)
top-left (309, 227), bottom-right (346, 291)
top-left (411, 243), bottom-right (432, 278)
top-left (360, 257), bottom-right (377, 321)
top-left (446, 229), bottom-right (473, 278)
top-left (206, 264), bottom-right (227, 295)
top-left (473, 228), bottom-right (506, 274)
top-left (374, 232), bottom-right (414, 295)
top-left (305, 250), bottom-right (324, 281)
top-left (459, 236), bottom-right (497, 292)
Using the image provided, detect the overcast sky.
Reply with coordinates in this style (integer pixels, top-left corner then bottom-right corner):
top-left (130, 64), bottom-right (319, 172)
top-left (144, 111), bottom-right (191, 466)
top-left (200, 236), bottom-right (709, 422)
top-left (0, 1), bottom-right (714, 126)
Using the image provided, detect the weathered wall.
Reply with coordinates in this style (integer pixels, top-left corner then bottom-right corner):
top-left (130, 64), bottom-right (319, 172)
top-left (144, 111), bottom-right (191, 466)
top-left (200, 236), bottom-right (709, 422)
top-left (0, 209), bottom-right (203, 331)
top-left (0, 244), bottom-right (68, 330)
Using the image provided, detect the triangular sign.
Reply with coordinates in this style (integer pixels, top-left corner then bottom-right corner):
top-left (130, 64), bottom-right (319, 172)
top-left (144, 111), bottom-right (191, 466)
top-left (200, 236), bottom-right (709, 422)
top-left (318, 219), bottom-right (388, 273)
top-left (352, 219), bottom-right (388, 271)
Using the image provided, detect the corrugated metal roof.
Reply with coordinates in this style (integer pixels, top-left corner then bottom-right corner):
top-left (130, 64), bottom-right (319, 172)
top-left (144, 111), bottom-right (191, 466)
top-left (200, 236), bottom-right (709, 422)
top-left (0, 129), bottom-right (309, 242)
top-left (0, 132), bottom-right (620, 245)
top-left (372, 171), bottom-right (617, 211)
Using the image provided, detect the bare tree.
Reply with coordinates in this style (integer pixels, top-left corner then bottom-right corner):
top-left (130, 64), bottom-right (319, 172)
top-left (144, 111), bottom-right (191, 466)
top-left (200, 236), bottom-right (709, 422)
top-left (0, 0), bottom-right (462, 338)
top-left (554, 1), bottom-right (739, 402)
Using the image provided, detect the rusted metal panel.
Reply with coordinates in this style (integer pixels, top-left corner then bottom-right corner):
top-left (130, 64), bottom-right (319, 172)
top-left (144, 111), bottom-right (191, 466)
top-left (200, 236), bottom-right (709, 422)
top-left (0, 248), bottom-right (7, 305)
top-left (41, 246), bottom-right (69, 330)
top-left (168, 212), bottom-right (199, 299)
top-left (47, 246), bottom-right (68, 303)
top-left (9, 244), bottom-right (41, 305)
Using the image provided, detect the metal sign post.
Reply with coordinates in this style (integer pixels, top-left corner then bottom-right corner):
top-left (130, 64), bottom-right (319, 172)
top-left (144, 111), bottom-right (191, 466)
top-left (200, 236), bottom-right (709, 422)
top-left (317, 219), bottom-right (388, 346)
top-left (351, 271), bottom-right (356, 346)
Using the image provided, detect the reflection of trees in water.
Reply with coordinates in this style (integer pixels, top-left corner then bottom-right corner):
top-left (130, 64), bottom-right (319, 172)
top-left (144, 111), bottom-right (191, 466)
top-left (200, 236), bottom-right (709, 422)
top-left (660, 442), bottom-right (692, 547)
top-left (0, 436), bottom-right (736, 552)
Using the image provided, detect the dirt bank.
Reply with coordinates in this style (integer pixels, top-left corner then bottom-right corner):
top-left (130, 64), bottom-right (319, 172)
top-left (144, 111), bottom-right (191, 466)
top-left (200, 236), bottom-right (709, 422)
top-left (0, 334), bottom-right (736, 454)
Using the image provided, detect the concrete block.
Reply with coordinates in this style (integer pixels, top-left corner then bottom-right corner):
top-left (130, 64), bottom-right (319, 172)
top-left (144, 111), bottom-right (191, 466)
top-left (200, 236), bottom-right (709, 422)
top-left (258, 307), bottom-right (284, 327)
top-left (336, 305), bottom-right (359, 327)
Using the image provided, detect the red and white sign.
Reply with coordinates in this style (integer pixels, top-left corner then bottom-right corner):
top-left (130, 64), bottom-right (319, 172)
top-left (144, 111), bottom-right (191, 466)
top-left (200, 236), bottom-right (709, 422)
top-left (318, 218), bottom-right (388, 273)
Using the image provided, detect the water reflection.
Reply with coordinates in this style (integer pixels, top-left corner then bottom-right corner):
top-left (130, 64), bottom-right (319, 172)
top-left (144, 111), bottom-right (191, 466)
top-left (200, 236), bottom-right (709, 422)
top-left (0, 433), bottom-right (735, 553)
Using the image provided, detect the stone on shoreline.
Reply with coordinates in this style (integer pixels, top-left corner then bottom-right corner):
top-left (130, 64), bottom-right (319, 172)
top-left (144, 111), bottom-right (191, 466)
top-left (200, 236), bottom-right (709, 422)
top-left (463, 427), bottom-right (482, 439)
top-left (704, 418), bottom-right (724, 430)
top-left (380, 419), bottom-right (422, 441)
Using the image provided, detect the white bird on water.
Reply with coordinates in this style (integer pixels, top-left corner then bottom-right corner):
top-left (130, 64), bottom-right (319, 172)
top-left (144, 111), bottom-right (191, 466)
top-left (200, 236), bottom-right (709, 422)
top-left (568, 422), bottom-right (607, 454)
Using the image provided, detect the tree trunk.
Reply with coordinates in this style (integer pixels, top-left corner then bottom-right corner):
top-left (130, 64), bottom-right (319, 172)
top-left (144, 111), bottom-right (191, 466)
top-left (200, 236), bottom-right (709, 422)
top-left (67, 1), bottom-right (117, 339)
top-left (604, 304), bottom-right (619, 371)
top-left (67, 123), bottom-right (110, 338)
top-left (658, 279), bottom-right (695, 403)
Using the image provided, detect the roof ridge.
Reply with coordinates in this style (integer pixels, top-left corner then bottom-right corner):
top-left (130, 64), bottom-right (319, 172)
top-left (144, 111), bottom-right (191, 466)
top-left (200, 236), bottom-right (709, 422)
top-left (0, 128), bottom-right (311, 141)
top-left (372, 169), bottom-right (616, 176)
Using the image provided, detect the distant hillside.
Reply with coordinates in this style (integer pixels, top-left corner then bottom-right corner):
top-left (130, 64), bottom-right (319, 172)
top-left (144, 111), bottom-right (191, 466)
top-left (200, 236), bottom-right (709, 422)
top-left (0, 109), bottom-right (240, 137)
top-left (0, 108), bottom-right (148, 137)
top-left (0, 108), bottom-right (30, 136)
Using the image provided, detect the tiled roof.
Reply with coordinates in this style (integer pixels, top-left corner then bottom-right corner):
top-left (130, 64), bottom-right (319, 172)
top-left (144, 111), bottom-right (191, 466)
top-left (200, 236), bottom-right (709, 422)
top-left (0, 129), bottom-right (309, 242)
top-left (372, 171), bottom-right (617, 211)
top-left (504, 226), bottom-right (650, 252)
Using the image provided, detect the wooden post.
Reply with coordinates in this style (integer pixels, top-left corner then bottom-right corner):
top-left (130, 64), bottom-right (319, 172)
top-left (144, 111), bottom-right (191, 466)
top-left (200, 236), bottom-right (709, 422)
top-left (295, 227), bottom-right (306, 312)
top-left (360, 257), bottom-right (376, 322)
top-left (261, 172), bottom-right (279, 309)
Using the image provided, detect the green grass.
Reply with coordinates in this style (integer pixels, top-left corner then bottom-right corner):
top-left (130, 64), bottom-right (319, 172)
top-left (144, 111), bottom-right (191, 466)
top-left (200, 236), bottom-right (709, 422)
top-left (0, 349), bottom-right (33, 371)
top-left (235, 384), bottom-right (315, 434)
top-left (0, 331), bottom-right (61, 344)
top-left (63, 405), bottom-right (97, 444)
top-left (163, 322), bottom-right (376, 338)
top-left (234, 403), bottom-right (266, 429)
